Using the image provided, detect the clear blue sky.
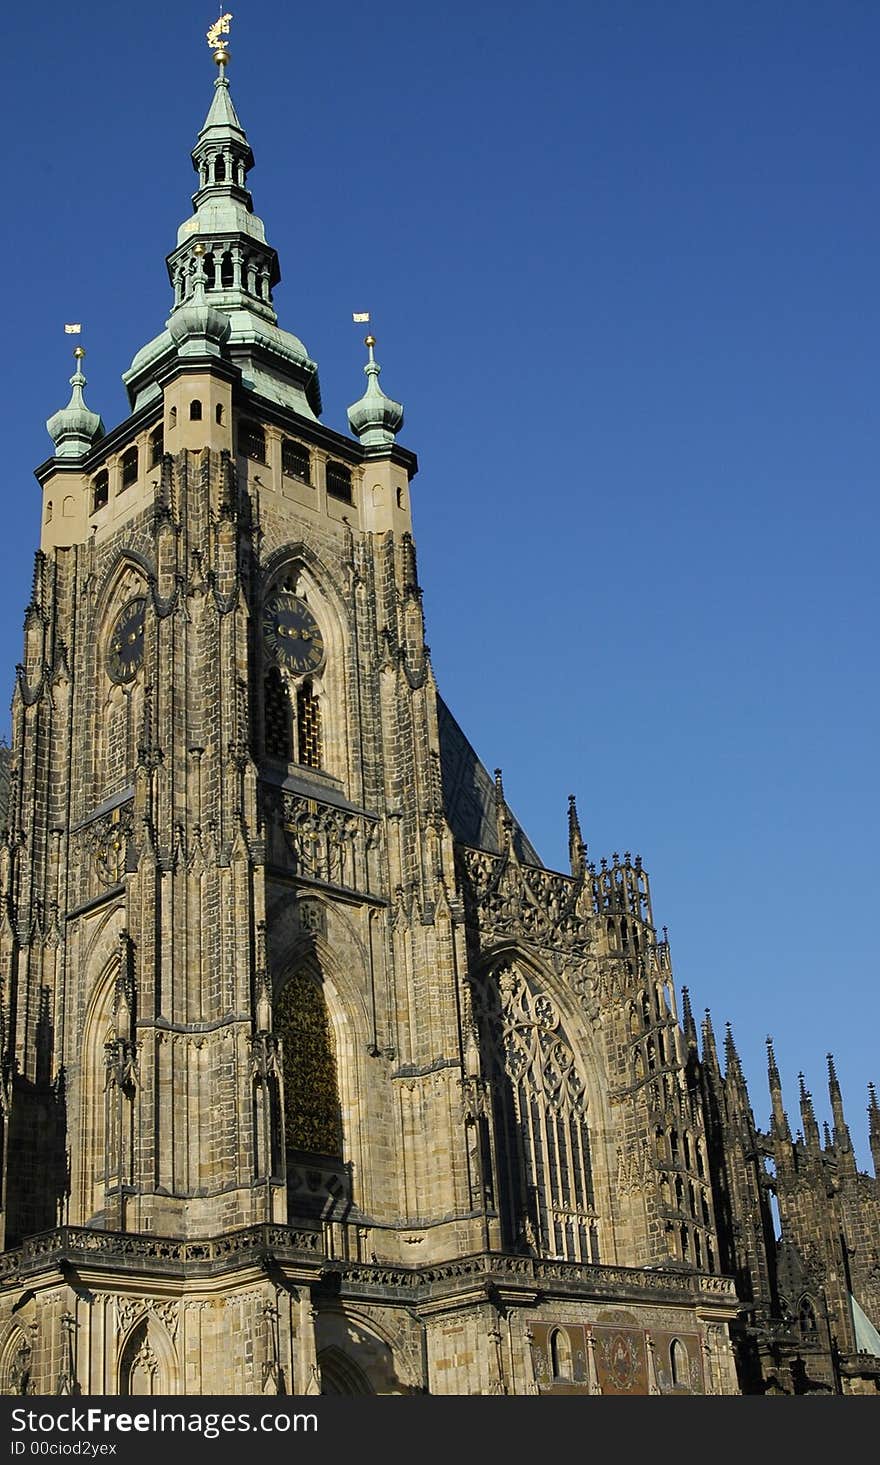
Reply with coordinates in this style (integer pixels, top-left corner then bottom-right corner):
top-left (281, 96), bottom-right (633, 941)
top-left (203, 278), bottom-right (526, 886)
top-left (4, 1), bottom-right (878, 1167)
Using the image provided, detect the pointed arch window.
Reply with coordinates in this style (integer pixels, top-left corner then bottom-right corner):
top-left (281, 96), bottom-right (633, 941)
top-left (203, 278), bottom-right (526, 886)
top-left (549, 1328), bottom-right (572, 1381)
top-left (274, 970), bottom-right (343, 1158)
top-left (471, 961), bottom-right (597, 1263)
top-left (670, 1339), bottom-right (688, 1389)
top-left (149, 426), bottom-right (164, 466)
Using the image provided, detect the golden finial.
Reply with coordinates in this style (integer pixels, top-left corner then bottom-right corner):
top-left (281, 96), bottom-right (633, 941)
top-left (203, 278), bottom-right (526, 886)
top-left (207, 13), bottom-right (233, 64)
top-left (73, 346), bottom-right (85, 361)
top-left (365, 335), bottom-right (376, 348)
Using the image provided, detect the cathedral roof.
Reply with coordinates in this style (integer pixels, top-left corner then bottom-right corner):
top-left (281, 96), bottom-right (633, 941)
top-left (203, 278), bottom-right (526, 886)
top-left (437, 697), bottom-right (542, 866)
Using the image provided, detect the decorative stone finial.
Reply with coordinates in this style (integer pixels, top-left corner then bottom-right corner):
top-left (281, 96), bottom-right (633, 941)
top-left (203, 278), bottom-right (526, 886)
top-left (347, 335), bottom-right (404, 450)
top-left (46, 347), bottom-right (104, 458)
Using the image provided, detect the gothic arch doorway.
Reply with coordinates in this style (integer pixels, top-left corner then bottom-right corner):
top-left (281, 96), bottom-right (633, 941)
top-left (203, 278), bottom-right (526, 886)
top-left (318, 1346), bottom-right (374, 1395)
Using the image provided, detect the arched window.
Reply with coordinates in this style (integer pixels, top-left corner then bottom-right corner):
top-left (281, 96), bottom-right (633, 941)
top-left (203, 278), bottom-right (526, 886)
top-left (216, 403), bottom-right (224, 425)
top-left (798, 1297), bottom-right (817, 1334)
top-left (326, 461), bottom-right (353, 503)
top-left (240, 420), bottom-right (265, 462)
top-left (45, 500), bottom-right (53, 523)
top-left (471, 961), bottom-right (596, 1262)
top-left (282, 438), bottom-right (311, 483)
top-left (214, 153), bottom-right (226, 183)
top-left (274, 970), bottom-right (343, 1158)
top-left (549, 1328), bottom-right (572, 1381)
top-left (189, 399), bottom-right (202, 422)
top-left (670, 1339), bottom-right (688, 1389)
top-left (220, 250), bottom-right (234, 288)
top-left (120, 447), bottom-right (138, 489)
top-left (169, 406), bottom-right (177, 429)
top-left (296, 680), bottom-right (322, 769)
top-left (264, 667), bottom-right (292, 761)
top-left (149, 426), bottom-right (164, 466)
top-left (92, 470), bottom-right (109, 513)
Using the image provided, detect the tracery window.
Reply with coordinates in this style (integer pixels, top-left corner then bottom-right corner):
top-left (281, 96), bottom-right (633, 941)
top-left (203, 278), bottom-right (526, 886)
top-left (275, 970), bottom-right (343, 1158)
top-left (471, 960), bottom-right (597, 1263)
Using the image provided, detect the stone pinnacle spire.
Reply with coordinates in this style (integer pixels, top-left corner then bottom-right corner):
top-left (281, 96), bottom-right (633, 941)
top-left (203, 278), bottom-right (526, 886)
top-left (798, 1073), bottom-right (821, 1153)
top-left (46, 347), bottom-right (104, 458)
top-left (680, 986), bottom-right (697, 1051)
top-left (826, 1053), bottom-right (853, 1158)
top-left (348, 336), bottom-right (404, 450)
top-left (766, 1037), bottom-right (792, 1143)
top-left (567, 795), bottom-right (586, 878)
top-left (869, 1083), bottom-right (880, 1179)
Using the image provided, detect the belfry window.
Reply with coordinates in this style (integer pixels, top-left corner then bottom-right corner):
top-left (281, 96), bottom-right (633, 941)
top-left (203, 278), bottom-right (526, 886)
top-left (120, 447), bottom-right (138, 490)
top-left (149, 426), bottom-right (164, 466)
top-left (326, 461), bottom-right (353, 503)
top-left (214, 153), bottom-right (226, 183)
top-left (92, 470), bottom-right (109, 513)
top-left (240, 420), bottom-right (265, 462)
top-left (296, 681), bottom-right (322, 769)
top-left (190, 399), bottom-right (202, 421)
top-left (264, 667), bottom-right (292, 762)
top-left (282, 438), bottom-right (311, 483)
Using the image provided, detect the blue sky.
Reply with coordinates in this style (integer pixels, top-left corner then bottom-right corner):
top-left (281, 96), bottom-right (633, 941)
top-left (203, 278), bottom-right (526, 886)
top-left (4, 1), bottom-right (878, 1167)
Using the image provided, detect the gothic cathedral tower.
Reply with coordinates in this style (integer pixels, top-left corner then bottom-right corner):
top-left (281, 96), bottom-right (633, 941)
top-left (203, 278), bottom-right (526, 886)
top-left (0, 38), bottom-right (765, 1396)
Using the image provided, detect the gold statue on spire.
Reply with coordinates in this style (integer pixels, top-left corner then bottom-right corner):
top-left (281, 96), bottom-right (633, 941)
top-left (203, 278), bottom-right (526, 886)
top-left (206, 13), bottom-right (233, 52)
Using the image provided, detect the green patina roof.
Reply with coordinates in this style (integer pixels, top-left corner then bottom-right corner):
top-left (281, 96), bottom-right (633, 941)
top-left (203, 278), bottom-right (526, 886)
top-left (347, 338), bottom-right (404, 450)
top-left (46, 353), bottom-right (104, 458)
top-left (122, 49), bottom-right (322, 419)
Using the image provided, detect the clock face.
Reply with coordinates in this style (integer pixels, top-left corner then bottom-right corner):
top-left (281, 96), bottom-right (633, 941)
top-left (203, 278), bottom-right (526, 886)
top-left (107, 597), bottom-right (146, 684)
top-left (262, 592), bottom-right (324, 676)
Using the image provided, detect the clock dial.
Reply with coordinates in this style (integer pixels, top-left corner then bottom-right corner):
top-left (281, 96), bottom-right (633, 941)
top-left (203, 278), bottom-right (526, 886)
top-left (262, 592), bottom-right (325, 676)
top-left (107, 597), bottom-right (146, 684)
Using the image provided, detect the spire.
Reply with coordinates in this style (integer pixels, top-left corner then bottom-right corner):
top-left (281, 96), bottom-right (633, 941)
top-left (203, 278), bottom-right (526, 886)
top-left (701, 1008), bottom-right (720, 1075)
top-left (567, 794), bottom-right (586, 879)
top-left (680, 986), bottom-right (697, 1051)
top-left (826, 1053), bottom-right (853, 1158)
top-left (493, 768), bottom-right (511, 849)
top-left (123, 27), bottom-right (321, 420)
top-left (868, 1083), bottom-right (880, 1180)
top-left (724, 1022), bottom-right (744, 1083)
top-left (46, 347), bottom-right (104, 458)
top-left (348, 336), bottom-right (404, 450)
top-left (766, 1037), bottom-right (792, 1143)
top-left (798, 1073), bottom-right (821, 1153)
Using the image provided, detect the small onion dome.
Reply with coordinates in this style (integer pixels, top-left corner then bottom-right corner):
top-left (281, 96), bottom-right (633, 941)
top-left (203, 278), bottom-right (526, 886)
top-left (46, 349), bottom-right (104, 458)
top-left (167, 245), bottom-right (230, 357)
top-left (347, 336), bottom-right (403, 449)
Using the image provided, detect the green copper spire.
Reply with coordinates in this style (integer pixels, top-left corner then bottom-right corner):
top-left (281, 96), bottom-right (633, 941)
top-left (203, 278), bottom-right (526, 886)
top-left (46, 348), bottom-right (104, 458)
top-left (122, 36), bottom-right (321, 420)
top-left (347, 336), bottom-right (404, 450)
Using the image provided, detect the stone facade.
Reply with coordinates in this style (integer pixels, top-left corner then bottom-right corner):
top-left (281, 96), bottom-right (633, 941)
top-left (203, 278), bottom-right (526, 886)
top-left (0, 51), bottom-right (876, 1397)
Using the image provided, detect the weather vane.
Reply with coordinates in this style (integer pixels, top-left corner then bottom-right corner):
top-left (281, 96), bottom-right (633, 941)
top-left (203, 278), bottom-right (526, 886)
top-left (206, 13), bottom-right (233, 52)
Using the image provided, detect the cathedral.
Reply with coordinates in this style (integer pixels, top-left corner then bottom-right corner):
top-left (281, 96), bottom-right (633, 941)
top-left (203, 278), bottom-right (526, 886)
top-left (0, 34), bottom-right (877, 1397)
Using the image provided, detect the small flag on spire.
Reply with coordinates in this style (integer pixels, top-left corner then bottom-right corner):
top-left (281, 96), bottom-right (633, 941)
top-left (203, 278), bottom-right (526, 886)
top-left (352, 312), bottom-right (370, 323)
top-left (64, 324), bottom-right (82, 334)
